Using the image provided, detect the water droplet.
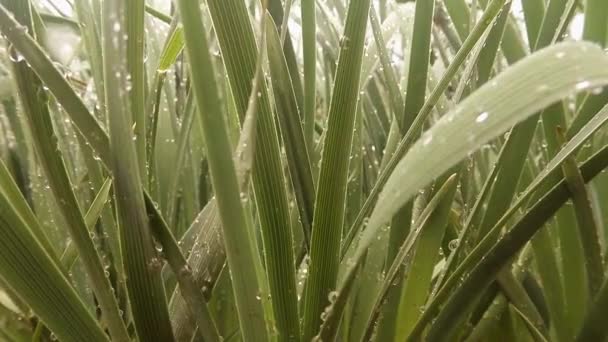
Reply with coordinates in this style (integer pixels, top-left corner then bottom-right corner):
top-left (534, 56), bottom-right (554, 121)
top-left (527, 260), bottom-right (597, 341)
top-left (448, 239), bottom-right (459, 251)
top-left (475, 111), bottom-right (489, 123)
top-left (422, 133), bottom-right (433, 145)
top-left (576, 80), bottom-right (591, 91)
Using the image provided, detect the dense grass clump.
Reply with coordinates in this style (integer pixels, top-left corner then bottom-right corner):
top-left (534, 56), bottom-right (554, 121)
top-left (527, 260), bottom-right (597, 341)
top-left (1, 0), bottom-right (608, 341)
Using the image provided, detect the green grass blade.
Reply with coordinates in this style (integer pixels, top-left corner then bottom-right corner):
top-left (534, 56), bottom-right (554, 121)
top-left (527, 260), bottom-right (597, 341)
top-left (2, 1), bottom-right (130, 339)
top-left (169, 200), bottom-right (226, 341)
top-left (424, 145), bottom-right (608, 341)
top-left (363, 41), bottom-right (608, 260)
top-left (301, 0), bottom-right (316, 147)
top-left (557, 128), bottom-right (604, 295)
top-left (0, 144), bottom-right (59, 266)
top-left (266, 15), bottom-right (315, 248)
top-left (400, 0), bottom-right (434, 133)
top-left (0, 4), bottom-right (111, 162)
top-left (342, 0), bottom-right (506, 254)
top-left (205, 1), bottom-right (301, 339)
top-left (0, 160), bottom-right (108, 342)
top-left (177, 0), bottom-right (269, 340)
top-left (357, 174), bottom-right (458, 341)
top-left (59, 177), bottom-right (114, 270)
top-left (576, 276), bottom-right (608, 341)
top-left (393, 175), bottom-right (459, 340)
top-left (144, 197), bottom-right (221, 342)
top-left (125, 0), bottom-right (146, 178)
top-left (102, 0), bottom-right (174, 340)
top-left (301, 0), bottom-right (371, 338)
top-left (521, 0), bottom-right (545, 47)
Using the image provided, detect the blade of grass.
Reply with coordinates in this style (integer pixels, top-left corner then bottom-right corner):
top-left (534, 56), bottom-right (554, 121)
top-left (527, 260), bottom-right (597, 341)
top-left (266, 16), bottom-right (315, 250)
top-left (177, 0), bottom-right (269, 340)
top-left (301, 0), bottom-right (316, 148)
top-left (0, 160), bottom-right (108, 342)
top-left (144, 196), bottom-right (221, 342)
top-left (556, 127), bottom-right (604, 295)
top-left (392, 175), bottom-right (458, 340)
top-left (424, 144), bottom-right (608, 341)
top-left (576, 275), bottom-right (608, 341)
top-left (205, 0), bottom-right (302, 339)
top-left (3, 1), bottom-right (130, 340)
top-left (102, 0), bottom-right (174, 339)
top-left (342, 0), bottom-right (507, 254)
top-left (125, 0), bottom-right (146, 179)
top-left (301, 0), bottom-right (371, 339)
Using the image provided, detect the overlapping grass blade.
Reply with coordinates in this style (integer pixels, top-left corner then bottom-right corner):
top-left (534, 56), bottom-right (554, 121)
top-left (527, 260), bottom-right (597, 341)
top-left (125, 0), bottom-right (146, 178)
top-left (2, 1), bottom-right (130, 340)
top-left (424, 144), bottom-right (608, 341)
top-left (301, 0), bottom-right (371, 339)
top-left (144, 196), bottom-right (220, 342)
top-left (0, 160), bottom-right (108, 341)
top-left (342, 0), bottom-right (508, 254)
top-left (177, 0), bottom-right (269, 340)
top-left (363, 41), bottom-right (608, 260)
top-left (576, 275), bottom-right (608, 341)
top-left (205, 0), bottom-right (302, 340)
top-left (301, 0), bottom-right (316, 147)
top-left (102, 0), bottom-right (174, 339)
top-left (266, 15), bottom-right (315, 249)
top-left (412, 101), bottom-right (608, 339)
top-left (557, 128), bottom-right (604, 295)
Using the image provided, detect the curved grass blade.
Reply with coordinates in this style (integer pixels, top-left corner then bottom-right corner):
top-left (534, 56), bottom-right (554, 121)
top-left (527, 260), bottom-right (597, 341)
top-left (2, 1), bottom-right (130, 340)
top-left (424, 145), bottom-right (608, 341)
top-left (361, 174), bottom-right (459, 342)
top-left (301, 0), bottom-right (371, 339)
top-left (410, 102), bottom-right (608, 339)
top-left (364, 41), bottom-right (608, 262)
top-left (392, 175), bottom-right (459, 340)
top-left (557, 128), bottom-right (604, 295)
top-left (342, 0), bottom-right (507, 254)
top-left (0, 160), bottom-right (108, 342)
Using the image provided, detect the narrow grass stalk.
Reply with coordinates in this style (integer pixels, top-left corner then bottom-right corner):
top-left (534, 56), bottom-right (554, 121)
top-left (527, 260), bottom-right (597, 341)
top-left (302, 0), bottom-right (371, 339)
top-left (102, 0), bottom-right (174, 339)
top-left (177, 0), bottom-right (269, 339)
